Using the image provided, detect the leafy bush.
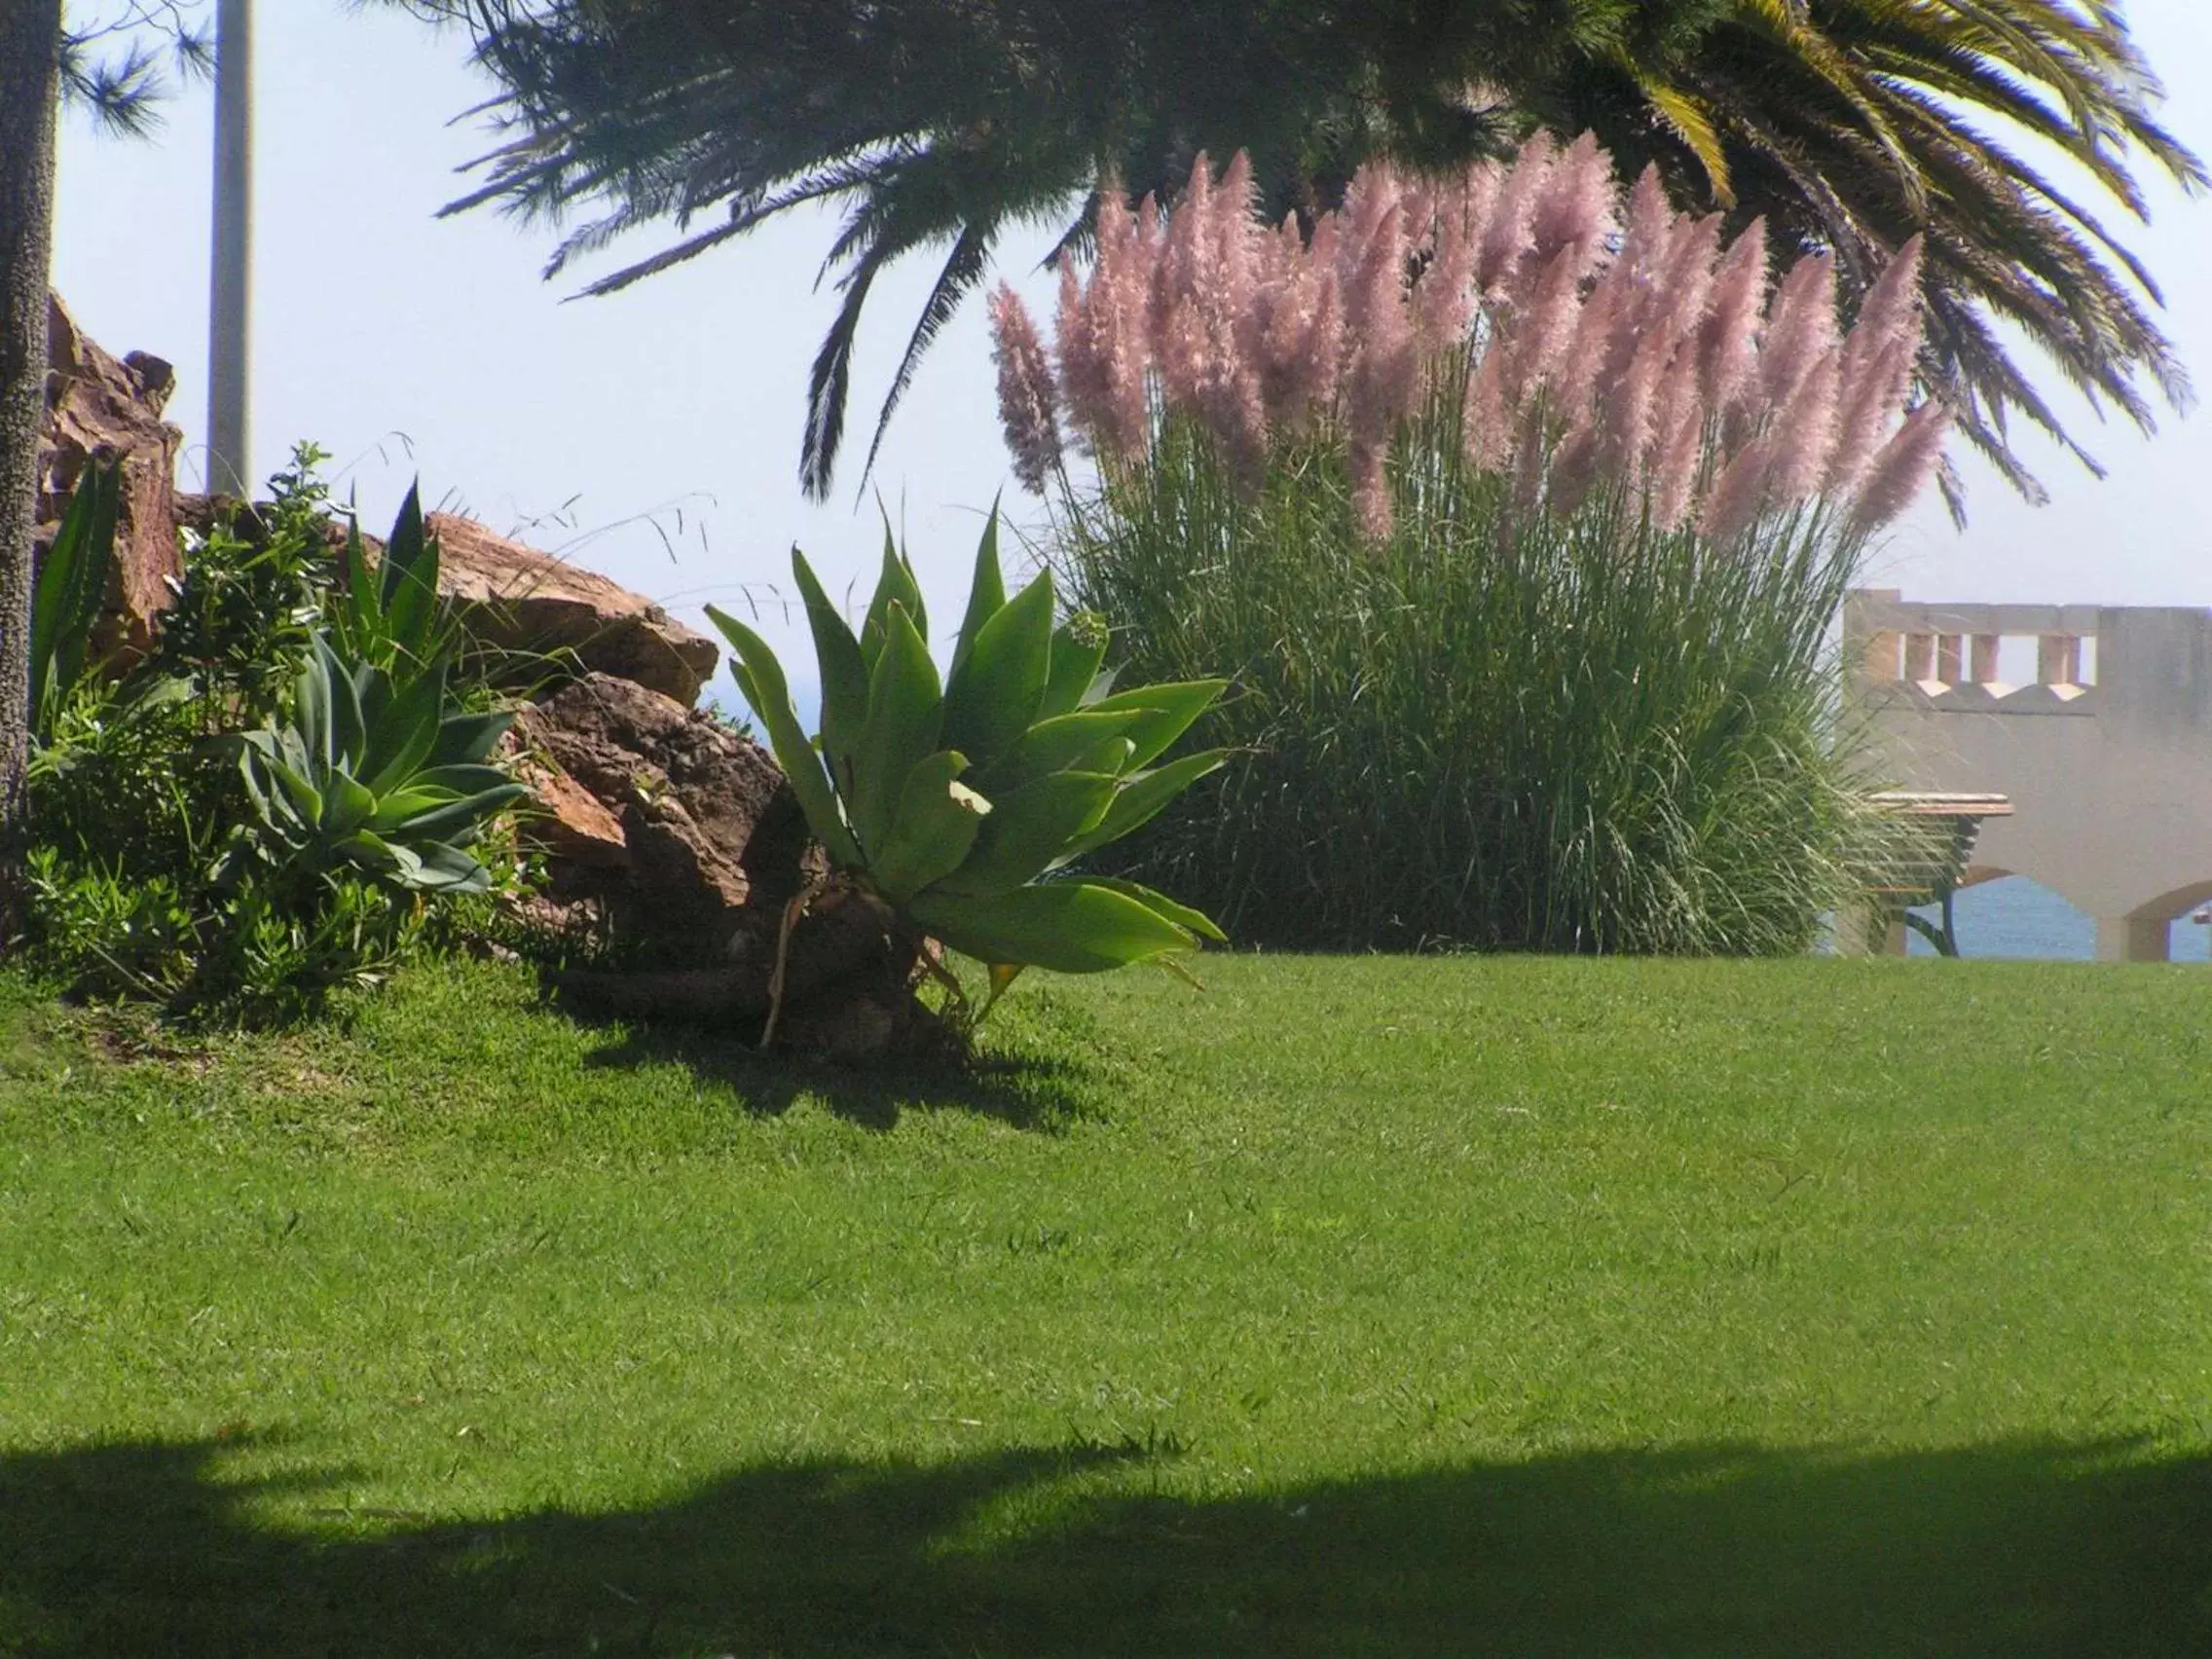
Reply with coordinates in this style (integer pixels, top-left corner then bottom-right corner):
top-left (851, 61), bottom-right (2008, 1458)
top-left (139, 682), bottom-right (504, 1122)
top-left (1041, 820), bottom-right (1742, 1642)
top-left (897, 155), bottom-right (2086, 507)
top-left (709, 512), bottom-right (1226, 1031)
top-left (18, 451), bottom-right (528, 1025)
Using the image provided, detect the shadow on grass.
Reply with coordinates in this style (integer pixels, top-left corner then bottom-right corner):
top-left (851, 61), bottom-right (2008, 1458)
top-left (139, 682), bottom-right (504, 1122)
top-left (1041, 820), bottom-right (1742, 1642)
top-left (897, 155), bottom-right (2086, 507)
top-left (566, 1007), bottom-right (1106, 1133)
top-left (4, 1432), bottom-right (2208, 1656)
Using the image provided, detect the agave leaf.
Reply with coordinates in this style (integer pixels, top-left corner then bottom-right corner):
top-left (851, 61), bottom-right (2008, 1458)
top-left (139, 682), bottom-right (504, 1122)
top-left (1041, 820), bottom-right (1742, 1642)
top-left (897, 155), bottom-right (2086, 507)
top-left (848, 601), bottom-right (943, 858)
top-left (411, 763), bottom-right (517, 795)
top-left (1054, 749), bottom-right (1232, 865)
top-left (398, 783), bottom-right (530, 842)
top-left (382, 484), bottom-right (441, 659)
top-left (906, 879), bottom-right (1198, 975)
top-left (1073, 735), bottom-right (1137, 776)
top-left (977, 709), bottom-right (1142, 793)
top-left (368, 785), bottom-right (459, 830)
top-left (315, 636), bottom-right (368, 767)
top-left (30, 458), bottom-right (120, 728)
top-left (429, 709), bottom-right (514, 767)
top-left (411, 841), bottom-right (496, 892)
top-left (860, 514), bottom-right (927, 668)
top-left (294, 646), bottom-right (335, 771)
top-left (1081, 666), bottom-right (1120, 707)
top-left (266, 758), bottom-right (322, 830)
top-left (1085, 679), bottom-right (1230, 769)
top-left (791, 546), bottom-right (869, 796)
top-left (360, 659), bottom-right (449, 796)
top-left (1037, 611), bottom-right (1110, 720)
top-left (320, 770), bottom-right (379, 838)
top-left (868, 749), bottom-right (989, 905)
top-left (707, 605), bottom-right (862, 866)
top-left (346, 514), bottom-right (383, 633)
top-left (933, 770), bottom-right (1117, 898)
top-left (1080, 876), bottom-right (1228, 944)
top-left (940, 569), bottom-right (1054, 768)
top-left (949, 499), bottom-right (1008, 679)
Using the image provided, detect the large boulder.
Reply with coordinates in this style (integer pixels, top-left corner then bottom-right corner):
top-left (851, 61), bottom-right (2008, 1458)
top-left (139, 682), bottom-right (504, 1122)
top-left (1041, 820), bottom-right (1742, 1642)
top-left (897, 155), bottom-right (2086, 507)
top-left (509, 673), bottom-right (813, 965)
top-left (427, 513), bottom-right (719, 707)
top-left (36, 292), bottom-right (185, 655)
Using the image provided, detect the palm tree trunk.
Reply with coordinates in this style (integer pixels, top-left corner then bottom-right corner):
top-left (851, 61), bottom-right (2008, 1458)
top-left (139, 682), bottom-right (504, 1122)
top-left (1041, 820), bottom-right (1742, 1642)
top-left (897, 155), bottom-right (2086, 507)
top-left (0, 1), bottom-right (60, 899)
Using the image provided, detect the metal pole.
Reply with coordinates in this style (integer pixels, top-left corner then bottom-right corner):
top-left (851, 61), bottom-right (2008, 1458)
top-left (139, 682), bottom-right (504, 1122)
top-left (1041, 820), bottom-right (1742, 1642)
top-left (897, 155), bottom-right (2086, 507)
top-left (207, 0), bottom-right (252, 495)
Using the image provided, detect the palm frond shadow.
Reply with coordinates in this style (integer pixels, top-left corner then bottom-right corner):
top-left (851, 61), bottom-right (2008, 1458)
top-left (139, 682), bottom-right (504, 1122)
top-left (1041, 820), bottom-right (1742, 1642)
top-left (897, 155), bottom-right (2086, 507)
top-left (3, 1432), bottom-right (2208, 1656)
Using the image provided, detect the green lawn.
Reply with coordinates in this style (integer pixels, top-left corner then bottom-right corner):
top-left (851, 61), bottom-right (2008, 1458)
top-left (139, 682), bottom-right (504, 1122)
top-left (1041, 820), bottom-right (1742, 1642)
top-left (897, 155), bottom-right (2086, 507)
top-left (2, 954), bottom-right (2209, 1655)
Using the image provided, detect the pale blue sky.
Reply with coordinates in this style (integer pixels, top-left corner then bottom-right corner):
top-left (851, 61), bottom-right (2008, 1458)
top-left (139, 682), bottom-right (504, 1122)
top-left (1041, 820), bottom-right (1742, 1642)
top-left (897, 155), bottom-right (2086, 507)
top-left (50, 1), bottom-right (2212, 709)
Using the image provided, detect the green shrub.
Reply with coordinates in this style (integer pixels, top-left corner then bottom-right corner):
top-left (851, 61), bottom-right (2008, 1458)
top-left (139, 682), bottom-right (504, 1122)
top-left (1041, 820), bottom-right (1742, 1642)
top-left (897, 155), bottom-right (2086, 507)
top-left (709, 511), bottom-right (1226, 1034)
top-left (18, 452), bottom-right (529, 1026)
top-left (1054, 417), bottom-right (1874, 955)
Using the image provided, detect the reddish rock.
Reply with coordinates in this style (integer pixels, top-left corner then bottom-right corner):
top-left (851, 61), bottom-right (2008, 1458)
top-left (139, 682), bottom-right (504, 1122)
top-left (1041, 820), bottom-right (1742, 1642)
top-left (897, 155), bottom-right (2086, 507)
top-left (510, 673), bottom-right (810, 963)
top-left (426, 513), bottom-right (719, 707)
top-left (35, 292), bottom-right (185, 655)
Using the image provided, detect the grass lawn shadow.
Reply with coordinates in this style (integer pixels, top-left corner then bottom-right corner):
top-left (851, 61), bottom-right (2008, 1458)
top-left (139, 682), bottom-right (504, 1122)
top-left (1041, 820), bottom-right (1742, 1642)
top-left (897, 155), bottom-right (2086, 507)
top-left (4, 1432), bottom-right (2208, 1656)
top-left (561, 996), bottom-right (1107, 1133)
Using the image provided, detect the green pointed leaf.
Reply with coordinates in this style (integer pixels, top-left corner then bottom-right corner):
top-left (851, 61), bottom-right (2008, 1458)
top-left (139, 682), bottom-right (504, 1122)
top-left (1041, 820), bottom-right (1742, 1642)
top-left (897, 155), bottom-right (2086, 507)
top-left (320, 770), bottom-right (378, 838)
top-left (849, 601), bottom-right (943, 858)
top-left (265, 757), bottom-right (323, 830)
top-left (949, 499), bottom-right (1008, 679)
top-left (975, 709), bottom-right (1142, 793)
top-left (382, 484), bottom-right (441, 660)
top-left (398, 784), bottom-right (530, 841)
top-left (708, 605), bottom-right (861, 866)
top-left (429, 710), bottom-right (514, 767)
top-left (1080, 666), bottom-right (1120, 707)
top-left (368, 785), bottom-right (459, 830)
top-left (294, 646), bottom-right (335, 770)
top-left (1085, 679), bottom-right (1230, 769)
top-left (940, 570), bottom-right (1054, 767)
top-left (413, 763), bottom-right (518, 796)
top-left (315, 636), bottom-right (367, 767)
top-left (860, 515), bottom-right (928, 668)
top-left (791, 545), bottom-right (869, 797)
top-left (1055, 749), bottom-right (1232, 865)
top-left (869, 749), bottom-right (990, 905)
top-left (346, 514), bottom-right (383, 632)
top-left (1082, 876), bottom-right (1227, 944)
top-left (360, 659), bottom-right (448, 795)
top-left (1038, 611), bottom-right (1111, 720)
top-left (1074, 735), bottom-right (1137, 776)
top-left (906, 879), bottom-right (1198, 975)
top-left (933, 769), bottom-right (1116, 898)
top-left (31, 458), bottom-right (120, 727)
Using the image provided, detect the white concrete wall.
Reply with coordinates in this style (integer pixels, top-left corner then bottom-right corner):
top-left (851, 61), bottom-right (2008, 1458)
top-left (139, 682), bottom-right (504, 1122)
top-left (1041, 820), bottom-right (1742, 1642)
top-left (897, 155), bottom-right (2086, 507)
top-left (1846, 592), bottom-right (2212, 961)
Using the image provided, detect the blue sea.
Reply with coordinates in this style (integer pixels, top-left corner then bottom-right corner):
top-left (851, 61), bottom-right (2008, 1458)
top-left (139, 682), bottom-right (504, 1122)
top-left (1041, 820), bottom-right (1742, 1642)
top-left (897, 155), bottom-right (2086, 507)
top-left (1899, 875), bottom-right (2212, 963)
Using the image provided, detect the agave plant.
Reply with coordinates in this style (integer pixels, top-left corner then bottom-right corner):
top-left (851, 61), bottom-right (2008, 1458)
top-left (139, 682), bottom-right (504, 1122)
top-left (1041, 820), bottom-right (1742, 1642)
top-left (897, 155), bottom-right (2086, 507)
top-left (230, 633), bottom-right (527, 895)
top-left (29, 458), bottom-right (123, 745)
top-left (708, 511), bottom-right (1228, 1033)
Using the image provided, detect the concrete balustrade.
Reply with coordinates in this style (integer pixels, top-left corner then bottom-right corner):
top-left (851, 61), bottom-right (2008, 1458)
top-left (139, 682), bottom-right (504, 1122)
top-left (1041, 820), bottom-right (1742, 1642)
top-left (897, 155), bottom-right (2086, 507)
top-left (1845, 589), bottom-right (2212, 961)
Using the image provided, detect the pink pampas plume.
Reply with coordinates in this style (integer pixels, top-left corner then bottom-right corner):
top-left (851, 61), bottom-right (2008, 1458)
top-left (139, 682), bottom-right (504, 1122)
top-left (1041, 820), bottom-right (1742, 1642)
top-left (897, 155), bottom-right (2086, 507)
top-left (1699, 218), bottom-right (1768, 418)
top-left (1700, 434), bottom-right (1776, 543)
top-left (1414, 175), bottom-right (1481, 355)
top-left (1527, 131), bottom-right (1615, 279)
top-left (1497, 245), bottom-right (1587, 408)
top-left (1647, 351), bottom-right (1708, 532)
top-left (1478, 131), bottom-right (1555, 296)
top-left (1342, 199), bottom-right (1420, 459)
top-left (1461, 341), bottom-right (1514, 472)
top-left (988, 282), bottom-right (1064, 495)
top-left (1825, 236), bottom-right (1926, 494)
top-left (1764, 345), bottom-right (1842, 507)
top-left (1349, 437), bottom-right (1394, 543)
top-left (1846, 399), bottom-right (1950, 535)
top-left (1757, 250), bottom-right (1840, 413)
